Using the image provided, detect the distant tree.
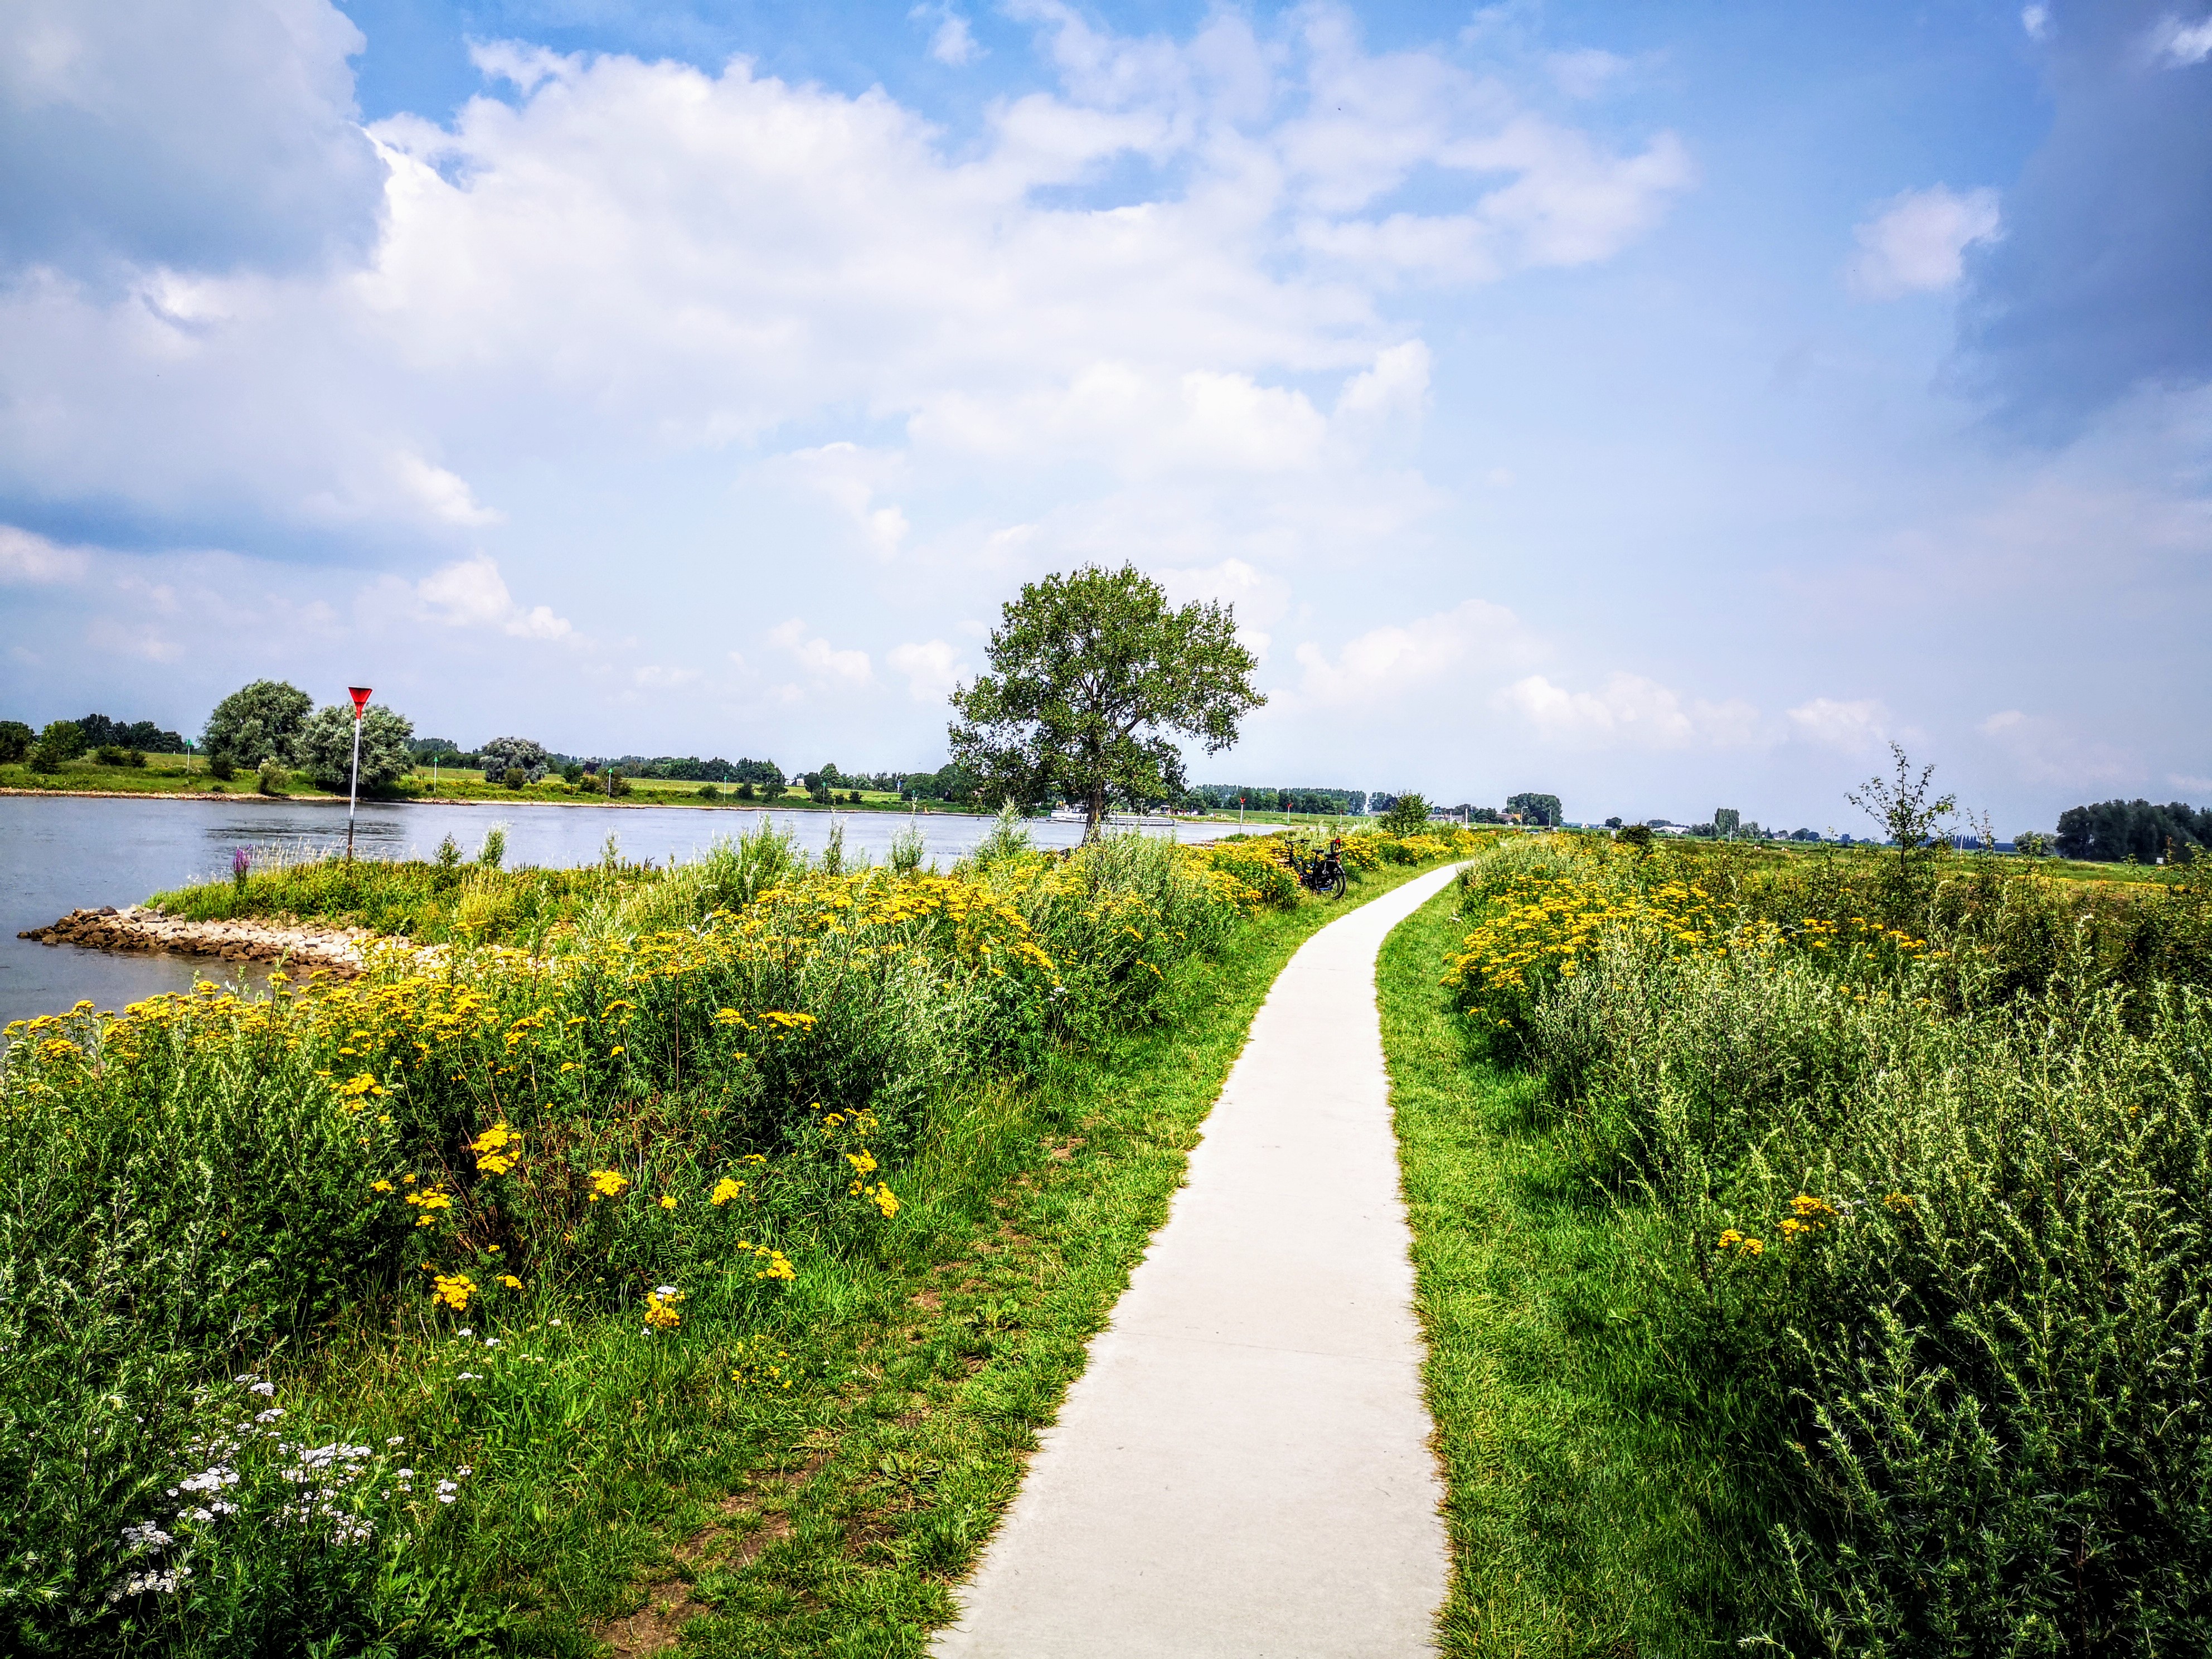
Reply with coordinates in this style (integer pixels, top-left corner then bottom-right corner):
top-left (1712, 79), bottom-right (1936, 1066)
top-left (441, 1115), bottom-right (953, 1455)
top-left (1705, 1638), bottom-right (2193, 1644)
top-left (1846, 743), bottom-right (1958, 881)
top-left (2053, 799), bottom-right (2211, 862)
top-left (1789, 828), bottom-right (1821, 842)
top-left (203, 679), bottom-right (312, 768)
top-left (1604, 816), bottom-right (1623, 830)
top-left (1507, 792), bottom-right (1563, 828)
top-left (76, 714), bottom-right (185, 753)
top-left (2014, 831), bottom-right (2052, 858)
top-left (294, 702), bottom-right (415, 790)
top-left (1714, 808), bottom-right (1741, 837)
top-left (1469, 806), bottom-right (1503, 824)
top-left (479, 736), bottom-right (551, 783)
top-left (31, 720), bottom-right (85, 772)
top-left (1381, 793), bottom-right (1432, 836)
top-left (0, 720), bottom-right (31, 764)
top-left (950, 564), bottom-right (1263, 838)
top-left (1616, 823), bottom-right (1654, 852)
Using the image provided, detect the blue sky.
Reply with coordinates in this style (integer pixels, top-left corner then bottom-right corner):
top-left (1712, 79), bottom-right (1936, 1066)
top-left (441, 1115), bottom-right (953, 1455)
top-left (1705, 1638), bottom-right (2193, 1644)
top-left (2, 0), bottom-right (2206, 831)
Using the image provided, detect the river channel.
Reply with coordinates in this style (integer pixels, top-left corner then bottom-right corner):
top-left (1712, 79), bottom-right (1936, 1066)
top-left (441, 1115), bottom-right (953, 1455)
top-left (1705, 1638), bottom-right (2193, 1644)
top-left (0, 794), bottom-right (1228, 1028)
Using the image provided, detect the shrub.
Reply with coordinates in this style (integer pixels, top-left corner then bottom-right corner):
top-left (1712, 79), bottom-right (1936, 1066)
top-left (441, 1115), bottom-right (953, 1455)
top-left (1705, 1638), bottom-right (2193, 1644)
top-left (256, 758), bottom-right (288, 796)
top-left (502, 766), bottom-right (527, 790)
top-left (294, 704), bottom-right (415, 792)
top-left (1380, 793), bottom-right (1432, 836)
top-left (31, 719), bottom-right (85, 772)
top-left (0, 718), bottom-right (31, 764)
top-left (201, 680), bottom-right (311, 769)
top-left (92, 744), bottom-right (144, 768)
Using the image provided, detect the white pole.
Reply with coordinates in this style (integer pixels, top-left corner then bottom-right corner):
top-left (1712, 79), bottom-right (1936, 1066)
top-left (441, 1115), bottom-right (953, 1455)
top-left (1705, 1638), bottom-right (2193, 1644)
top-left (346, 706), bottom-right (363, 860)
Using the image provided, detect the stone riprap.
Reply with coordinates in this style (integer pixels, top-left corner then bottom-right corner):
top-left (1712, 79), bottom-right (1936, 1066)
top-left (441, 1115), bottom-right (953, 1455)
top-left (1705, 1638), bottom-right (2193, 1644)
top-left (18, 906), bottom-right (371, 978)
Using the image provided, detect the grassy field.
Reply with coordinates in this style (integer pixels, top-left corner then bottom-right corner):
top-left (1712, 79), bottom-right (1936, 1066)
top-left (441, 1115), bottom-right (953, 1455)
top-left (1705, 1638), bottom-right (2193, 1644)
top-left (1390, 831), bottom-right (2212, 1655)
top-left (1381, 887), bottom-right (1750, 1657)
top-left (3, 819), bottom-right (1474, 1656)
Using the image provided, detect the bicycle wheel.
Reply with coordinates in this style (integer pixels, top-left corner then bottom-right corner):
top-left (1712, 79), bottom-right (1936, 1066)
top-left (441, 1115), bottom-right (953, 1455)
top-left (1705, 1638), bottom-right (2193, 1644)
top-left (1326, 869), bottom-right (1347, 899)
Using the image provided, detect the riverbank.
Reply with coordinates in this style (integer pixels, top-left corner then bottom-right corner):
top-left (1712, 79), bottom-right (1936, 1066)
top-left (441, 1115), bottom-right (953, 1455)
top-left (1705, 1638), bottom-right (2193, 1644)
top-left (17, 905), bottom-right (373, 979)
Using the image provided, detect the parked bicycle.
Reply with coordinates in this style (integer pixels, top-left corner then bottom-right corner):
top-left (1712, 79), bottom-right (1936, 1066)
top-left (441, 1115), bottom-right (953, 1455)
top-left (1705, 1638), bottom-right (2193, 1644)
top-left (1283, 836), bottom-right (1348, 899)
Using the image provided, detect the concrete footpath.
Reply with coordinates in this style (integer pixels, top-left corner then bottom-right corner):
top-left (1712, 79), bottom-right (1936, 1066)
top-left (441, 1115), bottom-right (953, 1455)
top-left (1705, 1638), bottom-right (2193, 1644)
top-left (935, 862), bottom-right (1463, 1659)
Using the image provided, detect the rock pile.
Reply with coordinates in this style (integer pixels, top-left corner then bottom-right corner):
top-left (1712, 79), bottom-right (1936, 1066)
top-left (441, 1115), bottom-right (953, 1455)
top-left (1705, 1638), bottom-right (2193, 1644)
top-left (19, 906), bottom-right (370, 978)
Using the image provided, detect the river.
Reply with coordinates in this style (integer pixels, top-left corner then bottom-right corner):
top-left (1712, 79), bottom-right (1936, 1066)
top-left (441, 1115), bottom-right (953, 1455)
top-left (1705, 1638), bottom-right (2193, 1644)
top-left (0, 794), bottom-right (1228, 1027)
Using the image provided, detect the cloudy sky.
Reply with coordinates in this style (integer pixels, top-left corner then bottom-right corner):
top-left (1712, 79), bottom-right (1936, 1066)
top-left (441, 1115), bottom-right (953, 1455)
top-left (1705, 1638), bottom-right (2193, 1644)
top-left (2, 0), bottom-right (2206, 831)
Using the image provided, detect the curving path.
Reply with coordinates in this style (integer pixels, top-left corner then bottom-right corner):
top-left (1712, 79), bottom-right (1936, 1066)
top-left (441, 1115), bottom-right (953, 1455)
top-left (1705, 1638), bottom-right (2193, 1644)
top-left (935, 862), bottom-right (1464, 1659)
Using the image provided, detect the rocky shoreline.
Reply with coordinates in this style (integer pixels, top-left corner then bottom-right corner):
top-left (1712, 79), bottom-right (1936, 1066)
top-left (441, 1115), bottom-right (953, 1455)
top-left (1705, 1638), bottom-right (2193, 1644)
top-left (18, 906), bottom-right (373, 978)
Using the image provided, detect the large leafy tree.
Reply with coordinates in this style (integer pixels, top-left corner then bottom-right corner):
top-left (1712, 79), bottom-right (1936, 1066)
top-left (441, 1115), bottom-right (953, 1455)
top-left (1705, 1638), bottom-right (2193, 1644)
top-left (479, 736), bottom-right (552, 783)
top-left (202, 679), bottom-right (312, 767)
top-left (949, 564), bottom-right (1263, 838)
top-left (1507, 791), bottom-right (1563, 827)
top-left (294, 702), bottom-right (415, 790)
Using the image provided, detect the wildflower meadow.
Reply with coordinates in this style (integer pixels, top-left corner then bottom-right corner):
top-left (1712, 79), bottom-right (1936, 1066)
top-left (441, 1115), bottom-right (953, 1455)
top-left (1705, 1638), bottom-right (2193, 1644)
top-left (1410, 830), bottom-right (2212, 1655)
top-left (3, 816), bottom-right (1476, 1655)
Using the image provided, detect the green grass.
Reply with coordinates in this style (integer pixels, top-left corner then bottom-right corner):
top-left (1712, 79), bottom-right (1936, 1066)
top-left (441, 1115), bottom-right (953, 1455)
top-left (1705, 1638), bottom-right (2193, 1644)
top-left (245, 857), bottom-right (1449, 1656)
top-left (562, 857), bottom-right (1450, 1655)
top-left (1380, 883), bottom-right (1756, 1657)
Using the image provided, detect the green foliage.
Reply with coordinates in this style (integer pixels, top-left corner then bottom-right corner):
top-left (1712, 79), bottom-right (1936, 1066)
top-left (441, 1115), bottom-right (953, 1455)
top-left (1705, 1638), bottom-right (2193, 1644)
top-left (1846, 743), bottom-right (1957, 889)
top-left (1506, 791), bottom-right (1561, 827)
top-left (949, 564), bottom-right (1263, 836)
top-left (1381, 793), bottom-right (1432, 836)
top-left (478, 737), bottom-right (550, 783)
top-left (76, 714), bottom-right (186, 753)
top-left (0, 719), bottom-right (36, 763)
top-left (2055, 797), bottom-right (2212, 862)
top-left (4, 824), bottom-right (1301, 1652)
top-left (92, 744), bottom-right (145, 768)
top-left (31, 719), bottom-right (86, 772)
top-left (293, 702), bottom-right (415, 791)
top-left (255, 758), bottom-right (288, 796)
top-left (1443, 833), bottom-right (2212, 1654)
top-left (202, 680), bottom-right (312, 769)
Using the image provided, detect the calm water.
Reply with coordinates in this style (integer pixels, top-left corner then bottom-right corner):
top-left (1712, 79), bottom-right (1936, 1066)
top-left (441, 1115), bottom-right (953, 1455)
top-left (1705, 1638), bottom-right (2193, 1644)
top-left (0, 795), bottom-right (1225, 1027)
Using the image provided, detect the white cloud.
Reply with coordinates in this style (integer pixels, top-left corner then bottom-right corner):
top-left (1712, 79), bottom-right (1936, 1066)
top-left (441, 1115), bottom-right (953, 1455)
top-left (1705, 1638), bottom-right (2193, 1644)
top-left (391, 453), bottom-right (502, 528)
top-left (1291, 598), bottom-right (1537, 707)
top-left (632, 664), bottom-right (700, 691)
top-left (412, 554), bottom-right (572, 640)
top-left (887, 638), bottom-right (968, 702)
top-left (1979, 709), bottom-right (2138, 786)
top-left (779, 444), bottom-right (911, 558)
top-left (770, 618), bottom-right (873, 687)
top-left (2152, 14), bottom-right (2212, 65)
top-left (0, 525), bottom-right (91, 584)
top-left (86, 616), bottom-right (183, 663)
top-left (1549, 48), bottom-right (1629, 99)
top-left (1847, 185), bottom-right (2002, 298)
top-left (0, 2), bottom-right (1695, 561)
top-left (912, 4), bottom-right (982, 66)
top-left (1787, 696), bottom-right (1888, 753)
top-left (2022, 5), bottom-right (2052, 42)
top-left (1335, 342), bottom-right (1432, 420)
top-left (1498, 672), bottom-right (1759, 750)
top-left (2170, 773), bottom-right (2212, 795)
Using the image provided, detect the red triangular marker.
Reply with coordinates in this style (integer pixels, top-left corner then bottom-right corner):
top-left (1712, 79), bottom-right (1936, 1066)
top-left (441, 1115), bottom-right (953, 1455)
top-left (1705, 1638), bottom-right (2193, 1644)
top-left (348, 686), bottom-right (372, 717)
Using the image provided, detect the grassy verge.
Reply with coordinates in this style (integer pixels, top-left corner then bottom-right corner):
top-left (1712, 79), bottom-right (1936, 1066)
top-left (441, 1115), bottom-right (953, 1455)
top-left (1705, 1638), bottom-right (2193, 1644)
top-left (244, 857), bottom-right (1445, 1657)
top-left (8, 818), bottom-right (1462, 1656)
top-left (1379, 882), bottom-right (1754, 1657)
top-left (564, 853), bottom-right (1451, 1656)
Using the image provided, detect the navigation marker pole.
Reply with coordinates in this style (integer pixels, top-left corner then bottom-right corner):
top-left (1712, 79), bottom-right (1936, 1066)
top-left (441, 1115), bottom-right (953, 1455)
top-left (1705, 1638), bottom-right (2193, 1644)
top-left (346, 686), bottom-right (372, 861)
